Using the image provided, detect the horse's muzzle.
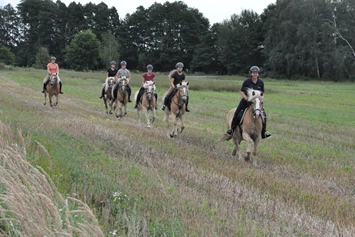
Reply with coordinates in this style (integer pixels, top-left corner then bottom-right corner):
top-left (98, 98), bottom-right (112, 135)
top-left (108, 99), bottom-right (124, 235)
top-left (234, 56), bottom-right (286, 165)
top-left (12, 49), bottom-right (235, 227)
top-left (254, 110), bottom-right (261, 119)
top-left (181, 95), bottom-right (187, 103)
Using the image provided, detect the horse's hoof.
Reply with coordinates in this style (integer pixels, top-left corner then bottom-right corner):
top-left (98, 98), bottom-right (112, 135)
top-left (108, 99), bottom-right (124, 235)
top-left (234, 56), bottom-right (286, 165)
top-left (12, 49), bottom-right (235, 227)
top-left (109, 111), bottom-right (113, 114)
top-left (232, 150), bottom-right (236, 156)
top-left (146, 125), bottom-right (151, 128)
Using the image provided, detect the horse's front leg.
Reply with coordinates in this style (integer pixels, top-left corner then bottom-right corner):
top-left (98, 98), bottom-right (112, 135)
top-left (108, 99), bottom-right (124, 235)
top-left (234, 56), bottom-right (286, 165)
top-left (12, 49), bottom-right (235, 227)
top-left (172, 114), bottom-right (178, 137)
top-left (143, 106), bottom-right (150, 128)
top-left (43, 93), bottom-right (47, 105)
top-left (55, 94), bottom-right (58, 106)
top-left (165, 112), bottom-right (171, 138)
top-left (178, 113), bottom-right (185, 133)
top-left (49, 95), bottom-right (53, 107)
top-left (242, 132), bottom-right (253, 161)
top-left (151, 103), bottom-right (156, 123)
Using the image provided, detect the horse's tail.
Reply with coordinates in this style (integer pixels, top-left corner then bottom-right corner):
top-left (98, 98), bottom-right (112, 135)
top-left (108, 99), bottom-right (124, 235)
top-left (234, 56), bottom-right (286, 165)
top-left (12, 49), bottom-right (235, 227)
top-left (169, 70), bottom-right (177, 79)
top-left (220, 133), bottom-right (232, 141)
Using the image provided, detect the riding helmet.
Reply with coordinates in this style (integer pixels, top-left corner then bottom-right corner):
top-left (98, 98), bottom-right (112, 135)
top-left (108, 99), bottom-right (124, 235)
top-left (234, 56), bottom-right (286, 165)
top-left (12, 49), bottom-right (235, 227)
top-left (250, 66), bottom-right (260, 72)
top-left (111, 61), bottom-right (116, 65)
top-left (51, 56), bottom-right (56, 60)
top-left (120, 61), bottom-right (127, 66)
top-left (175, 62), bottom-right (184, 68)
top-left (146, 64), bottom-right (153, 70)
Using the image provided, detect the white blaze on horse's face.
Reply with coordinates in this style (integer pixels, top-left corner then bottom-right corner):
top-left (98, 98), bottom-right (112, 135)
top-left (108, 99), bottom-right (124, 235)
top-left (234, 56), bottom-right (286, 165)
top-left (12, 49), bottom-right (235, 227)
top-left (254, 98), bottom-right (261, 118)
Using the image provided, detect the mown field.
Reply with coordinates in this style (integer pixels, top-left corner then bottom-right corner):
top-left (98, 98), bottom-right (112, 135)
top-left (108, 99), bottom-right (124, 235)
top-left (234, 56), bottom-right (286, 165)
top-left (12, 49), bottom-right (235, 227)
top-left (0, 68), bottom-right (355, 236)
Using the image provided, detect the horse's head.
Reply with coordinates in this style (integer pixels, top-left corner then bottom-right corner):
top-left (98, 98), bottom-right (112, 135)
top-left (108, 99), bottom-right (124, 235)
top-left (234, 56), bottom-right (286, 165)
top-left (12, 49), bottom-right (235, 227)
top-left (118, 76), bottom-right (128, 91)
top-left (49, 73), bottom-right (58, 86)
top-left (143, 81), bottom-right (155, 100)
top-left (247, 89), bottom-right (264, 119)
top-left (107, 77), bottom-right (115, 89)
top-left (176, 81), bottom-right (189, 103)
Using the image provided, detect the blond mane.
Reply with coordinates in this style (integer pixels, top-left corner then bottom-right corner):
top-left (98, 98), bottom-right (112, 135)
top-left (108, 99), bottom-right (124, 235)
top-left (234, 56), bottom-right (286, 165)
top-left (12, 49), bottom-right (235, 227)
top-left (246, 89), bottom-right (264, 101)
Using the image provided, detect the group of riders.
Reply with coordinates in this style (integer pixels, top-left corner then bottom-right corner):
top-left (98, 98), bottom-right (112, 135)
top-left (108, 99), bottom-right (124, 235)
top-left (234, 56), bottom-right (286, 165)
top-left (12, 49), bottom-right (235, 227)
top-left (41, 57), bottom-right (271, 139)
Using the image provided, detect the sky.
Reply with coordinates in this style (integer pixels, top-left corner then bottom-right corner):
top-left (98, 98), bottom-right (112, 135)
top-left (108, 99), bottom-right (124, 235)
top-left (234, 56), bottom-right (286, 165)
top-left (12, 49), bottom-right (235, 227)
top-left (1, 0), bottom-right (276, 24)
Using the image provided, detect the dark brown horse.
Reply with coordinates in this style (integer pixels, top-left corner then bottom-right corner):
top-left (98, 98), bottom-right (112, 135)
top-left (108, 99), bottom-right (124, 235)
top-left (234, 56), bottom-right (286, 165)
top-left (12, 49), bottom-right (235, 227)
top-left (43, 73), bottom-right (59, 107)
top-left (163, 81), bottom-right (189, 138)
top-left (221, 89), bottom-right (264, 163)
top-left (112, 77), bottom-right (129, 119)
top-left (134, 81), bottom-right (156, 128)
top-left (103, 77), bottom-right (116, 114)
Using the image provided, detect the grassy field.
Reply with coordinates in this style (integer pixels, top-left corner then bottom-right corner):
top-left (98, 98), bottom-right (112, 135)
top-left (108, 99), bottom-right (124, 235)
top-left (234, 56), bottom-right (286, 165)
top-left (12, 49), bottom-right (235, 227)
top-left (0, 68), bottom-right (354, 236)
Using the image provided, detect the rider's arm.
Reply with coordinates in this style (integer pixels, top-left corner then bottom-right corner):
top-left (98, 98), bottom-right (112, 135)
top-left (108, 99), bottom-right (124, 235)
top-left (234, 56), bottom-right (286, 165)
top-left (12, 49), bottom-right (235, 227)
top-left (142, 74), bottom-right (145, 84)
top-left (47, 64), bottom-right (51, 75)
top-left (241, 91), bottom-right (248, 101)
top-left (127, 72), bottom-right (131, 80)
top-left (170, 77), bottom-right (175, 88)
top-left (56, 64), bottom-right (59, 75)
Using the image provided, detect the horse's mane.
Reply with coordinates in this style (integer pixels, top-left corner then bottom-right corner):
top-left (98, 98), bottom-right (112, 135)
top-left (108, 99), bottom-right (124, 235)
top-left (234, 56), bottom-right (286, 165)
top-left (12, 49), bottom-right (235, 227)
top-left (246, 89), bottom-right (264, 101)
top-left (169, 70), bottom-right (177, 79)
top-left (143, 80), bottom-right (155, 88)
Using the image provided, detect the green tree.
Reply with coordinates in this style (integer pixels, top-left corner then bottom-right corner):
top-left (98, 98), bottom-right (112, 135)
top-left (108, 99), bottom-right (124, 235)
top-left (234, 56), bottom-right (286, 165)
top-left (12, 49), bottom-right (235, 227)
top-left (0, 45), bottom-right (15, 65)
top-left (216, 10), bottom-right (264, 74)
top-left (33, 47), bottom-right (50, 69)
top-left (0, 4), bottom-right (23, 51)
top-left (99, 30), bottom-right (120, 68)
top-left (65, 29), bottom-right (100, 71)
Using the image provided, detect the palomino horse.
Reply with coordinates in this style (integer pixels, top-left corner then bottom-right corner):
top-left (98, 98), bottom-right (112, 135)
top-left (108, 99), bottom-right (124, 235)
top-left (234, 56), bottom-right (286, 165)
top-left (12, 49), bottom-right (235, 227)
top-left (163, 81), bottom-right (189, 138)
top-left (44, 73), bottom-right (60, 107)
top-left (103, 77), bottom-right (116, 114)
top-left (134, 81), bottom-right (156, 128)
top-left (112, 76), bottom-right (129, 119)
top-left (221, 89), bottom-right (264, 162)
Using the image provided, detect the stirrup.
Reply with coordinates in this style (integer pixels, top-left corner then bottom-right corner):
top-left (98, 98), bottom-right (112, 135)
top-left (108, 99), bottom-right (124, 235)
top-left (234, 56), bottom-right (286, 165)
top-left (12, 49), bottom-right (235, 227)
top-left (263, 131), bottom-right (272, 139)
top-left (225, 129), bottom-right (233, 136)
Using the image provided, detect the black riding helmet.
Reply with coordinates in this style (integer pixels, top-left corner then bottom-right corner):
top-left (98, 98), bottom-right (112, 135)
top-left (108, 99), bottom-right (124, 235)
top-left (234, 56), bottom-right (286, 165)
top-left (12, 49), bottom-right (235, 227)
top-left (250, 66), bottom-right (260, 72)
top-left (147, 64), bottom-right (153, 70)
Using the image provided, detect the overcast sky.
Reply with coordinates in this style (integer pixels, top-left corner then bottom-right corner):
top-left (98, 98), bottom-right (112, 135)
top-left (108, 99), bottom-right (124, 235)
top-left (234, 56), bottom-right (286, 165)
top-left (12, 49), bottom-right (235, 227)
top-left (1, 0), bottom-right (276, 24)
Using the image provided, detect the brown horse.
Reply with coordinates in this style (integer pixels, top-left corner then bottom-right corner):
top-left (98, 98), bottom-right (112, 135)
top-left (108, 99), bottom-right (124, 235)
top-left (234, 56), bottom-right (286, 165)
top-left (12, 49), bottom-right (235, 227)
top-left (221, 89), bottom-right (264, 162)
top-left (43, 73), bottom-right (59, 107)
top-left (134, 81), bottom-right (156, 128)
top-left (103, 77), bottom-right (116, 114)
top-left (112, 77), bottom-right (129, 119)
top-left (163, 81), bottom-right (189, 138)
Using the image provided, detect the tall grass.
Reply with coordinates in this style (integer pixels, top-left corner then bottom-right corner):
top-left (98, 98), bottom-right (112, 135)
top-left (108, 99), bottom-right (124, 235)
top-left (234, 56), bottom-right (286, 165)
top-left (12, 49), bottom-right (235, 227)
top-left (0, 121), bottom-right (104, 236)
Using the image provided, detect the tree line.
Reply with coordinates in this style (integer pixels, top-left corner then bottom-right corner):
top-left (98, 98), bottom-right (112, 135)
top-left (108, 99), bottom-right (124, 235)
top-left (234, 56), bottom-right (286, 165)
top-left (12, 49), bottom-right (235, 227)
top-left (0, 0), bottom-right (354, 80)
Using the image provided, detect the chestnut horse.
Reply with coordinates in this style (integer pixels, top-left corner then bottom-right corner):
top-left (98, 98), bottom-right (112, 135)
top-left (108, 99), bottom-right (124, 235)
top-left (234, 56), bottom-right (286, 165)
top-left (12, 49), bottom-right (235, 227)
top-left (43, 73), bottom-right (59, 107)
top-left (112, 77), bottom-right (129, 119)
top-left (163, 81), bottom-right (189, 138)
top-left (134, 81), bottom-right (156, 128)
top-left (221, 89), bottom-right (264, 162)
top-left (103, 77), bottom-right (116, 114)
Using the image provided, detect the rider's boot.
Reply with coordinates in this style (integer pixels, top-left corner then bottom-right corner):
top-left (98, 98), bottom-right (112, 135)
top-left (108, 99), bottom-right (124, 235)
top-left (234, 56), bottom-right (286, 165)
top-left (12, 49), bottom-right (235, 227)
top-left (59, 82), bottom-right (64, 94)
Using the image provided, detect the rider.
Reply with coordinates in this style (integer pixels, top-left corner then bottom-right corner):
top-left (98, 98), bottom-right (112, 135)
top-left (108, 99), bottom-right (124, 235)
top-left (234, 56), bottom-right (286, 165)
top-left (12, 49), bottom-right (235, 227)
top-left (41, 56), bottom-right (63, 94)
top-left (112, 61), bottom-right (132, 102)
top-left (134, 64), bottom-right (158, 109)
top-left (161, 62), bottom-right (190, 112)
top-left (99, 61), bottom-right (118, 99)
top-left (225, 66), bottom-right (271, 139)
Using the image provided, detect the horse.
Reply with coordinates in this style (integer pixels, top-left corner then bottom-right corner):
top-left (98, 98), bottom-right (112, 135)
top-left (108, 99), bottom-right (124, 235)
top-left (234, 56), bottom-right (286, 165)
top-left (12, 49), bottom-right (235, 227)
top-left (112, 76), bottom-right (129, 119)
top-left (43, 73), bottom-right (60, 107)
top-left (221, 89), bottom-right (264, 162)
top-left (134, 81), bottom-right (156, 128)
top-left (162, 81), bottom-right (189, 138)
top-left (103, 77), bottom-right (116, 114)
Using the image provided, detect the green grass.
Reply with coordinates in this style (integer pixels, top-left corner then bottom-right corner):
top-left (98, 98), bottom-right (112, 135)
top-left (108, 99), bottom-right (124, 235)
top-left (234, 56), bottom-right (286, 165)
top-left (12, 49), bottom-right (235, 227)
top-left (1, 68), bottom-right (355, 236)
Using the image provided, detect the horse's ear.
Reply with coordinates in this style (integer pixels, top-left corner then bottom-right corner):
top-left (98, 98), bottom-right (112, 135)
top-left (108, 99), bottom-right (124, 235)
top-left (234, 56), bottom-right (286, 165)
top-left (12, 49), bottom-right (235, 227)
top-left (179, 82), bottom-right (182, 85)
top-left (252, 91), bottom-right (255, 96)
top-left (186, 82), bottom-right (189, 86)
top-left (260, 92), bottom-right (264, 97)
